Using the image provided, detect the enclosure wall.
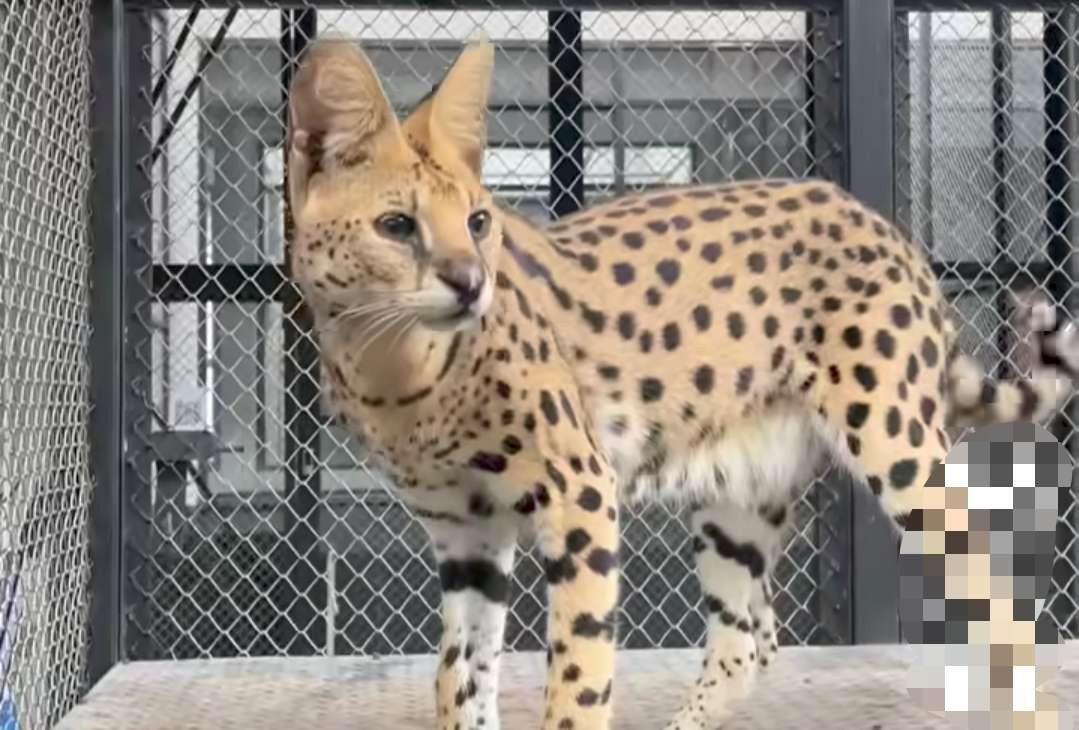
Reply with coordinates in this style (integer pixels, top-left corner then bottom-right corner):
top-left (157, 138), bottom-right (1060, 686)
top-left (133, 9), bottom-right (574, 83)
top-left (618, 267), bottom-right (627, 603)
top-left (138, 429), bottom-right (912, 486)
top-left (0, 2), bottom-right (96, 727)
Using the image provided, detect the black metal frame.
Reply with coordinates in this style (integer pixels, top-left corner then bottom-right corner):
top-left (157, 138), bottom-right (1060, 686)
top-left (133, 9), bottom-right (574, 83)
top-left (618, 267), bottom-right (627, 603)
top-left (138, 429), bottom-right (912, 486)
top-left (85, 0), bottom-right (1079, 691)
top-left (87, 0), bottom-right (123, 687)
top-left (277, 8), bottom-right (326, 657)
top-left (842, 0), bottom-right (903, 645)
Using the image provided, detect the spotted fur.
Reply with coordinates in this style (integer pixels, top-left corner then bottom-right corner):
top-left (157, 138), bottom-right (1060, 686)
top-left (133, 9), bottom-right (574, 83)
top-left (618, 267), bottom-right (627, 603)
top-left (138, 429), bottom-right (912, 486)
top-left (285, 38), bottom-right (1079, 730)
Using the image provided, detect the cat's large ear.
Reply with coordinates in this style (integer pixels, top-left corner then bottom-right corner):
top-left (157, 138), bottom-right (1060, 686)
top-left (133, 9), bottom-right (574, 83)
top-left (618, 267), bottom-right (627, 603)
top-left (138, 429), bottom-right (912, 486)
top-left (401, 37), bottom-right (494, 177)
top-left (286, 39), bottom-right (400, 211)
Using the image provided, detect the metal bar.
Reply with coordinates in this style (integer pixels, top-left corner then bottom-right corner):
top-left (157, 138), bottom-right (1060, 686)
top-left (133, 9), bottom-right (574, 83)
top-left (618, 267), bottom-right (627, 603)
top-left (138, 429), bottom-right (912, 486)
top-left (123, 0), bottom-right (1079, 9)
top-left (125, 0), bottom-right (844, 10)
top-left (122, 0), bottom-right (1079, 10)
top-left (153, 263), bottom-right (288, 303)
top-left (805, 7), bottom-right (851, 647)
top-left (148, 7), bottom-right (237, 167)
top-left (1044, 10), bottom-right (1073, 314)
top-left (278, 7), bottom-right (326, 657)
top-left (806, 10), bottom-right (844, 184)
top-left (896, 0), bottom-right (1077, 9)
top-left (894, 13), bottom-right (913, 239)
top-left (147, 258), bottom-right (1057, 305)
top-left (917, 12), bottom-right (934, 252)
top-left (843, 0), bottom-right (901, 645)
top-left (548, 10), bottom-right (585, 218)
top-left (87, 0), bottom-right (124, 686)
top-left (149, 6), bottom-right (199, 105)
top-left (1043, 8), bottom-right (1078, 637)
top-left (122, 8), bottom-right (158, 661)
top-left (991, 10), bottom-right (1015, 380)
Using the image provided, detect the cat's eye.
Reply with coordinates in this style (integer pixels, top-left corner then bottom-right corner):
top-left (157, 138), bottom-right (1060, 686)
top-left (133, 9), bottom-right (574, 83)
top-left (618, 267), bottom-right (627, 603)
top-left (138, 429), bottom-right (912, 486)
top-left (468, 210), bottom-right (491, 240)
top-left (375, 212), bottom-right (417, 241)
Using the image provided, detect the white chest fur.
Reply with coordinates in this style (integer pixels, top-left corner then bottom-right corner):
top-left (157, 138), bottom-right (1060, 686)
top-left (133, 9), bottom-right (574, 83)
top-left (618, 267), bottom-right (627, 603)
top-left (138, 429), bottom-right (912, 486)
top-left (595, 402), bottom-right (837, 511)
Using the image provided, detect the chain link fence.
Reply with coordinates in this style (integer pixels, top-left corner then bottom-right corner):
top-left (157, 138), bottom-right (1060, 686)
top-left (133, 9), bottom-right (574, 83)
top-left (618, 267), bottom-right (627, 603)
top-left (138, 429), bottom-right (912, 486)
top-left (125, 3), bottom-right (848, 661)
top-left (0, 1), bottom-right (95, 727)
top-left (893, 5), bottom-right (1079, 640)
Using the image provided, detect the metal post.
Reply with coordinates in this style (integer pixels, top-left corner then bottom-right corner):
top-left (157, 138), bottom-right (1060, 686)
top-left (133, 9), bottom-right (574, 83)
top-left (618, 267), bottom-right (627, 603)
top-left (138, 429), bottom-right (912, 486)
top-left (1043, 8), bottom-right (1078, 637)
top-left (894, 13), bottom-right (913, 239)
top-left (806, 7), bottom-right (852, 646)
top-left (843, 0), bottom-right (901, 645)
top-left (806, 10), bottom-right (843, 185)
top-left (990, 10), bottom-right (1015, 380)
top-left (548, 11), bottom-right (585, 218)
top-left (917, 12), bottom-right (934, 252)
top-left (87, 0), bottom-right (123, 686)
top-left (278, 8), bottom-right (325, 656)
top-left (122, 8), bottom-right (158, 661)
top-left (1044, 10), bottom-right (1073, 315)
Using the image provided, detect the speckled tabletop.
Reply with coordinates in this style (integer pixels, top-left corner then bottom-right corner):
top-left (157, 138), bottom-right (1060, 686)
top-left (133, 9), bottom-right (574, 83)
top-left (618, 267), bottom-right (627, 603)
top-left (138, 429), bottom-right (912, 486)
top-left (56, 642), bottom-right (1079, 729)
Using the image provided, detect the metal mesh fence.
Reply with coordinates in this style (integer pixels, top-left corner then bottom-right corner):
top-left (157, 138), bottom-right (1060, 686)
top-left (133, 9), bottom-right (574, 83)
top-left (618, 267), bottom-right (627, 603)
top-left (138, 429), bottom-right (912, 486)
top-left (0, 1), bottom-right (95, 727)
top-left (125, 4), bottom-right (848, 661)
top-left (893, 5), bottom-right (1079, 639)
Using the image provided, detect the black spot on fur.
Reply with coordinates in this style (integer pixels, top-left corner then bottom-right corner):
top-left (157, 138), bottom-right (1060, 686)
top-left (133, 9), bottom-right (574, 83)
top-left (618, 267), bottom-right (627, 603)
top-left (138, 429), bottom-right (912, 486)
top-left (908, 419), bottom-right (925, 447)
top-left (853, 364), bottom-right (878, 392)
top-left (875, 330), bottom-right (896, 358)
top-left (640, 377), bottom-right (664, 402)
top-left (546, 460), bottom-right (568, 492)
top-left (700, 207), bottom-right (731, 222)
top-left (847, 403), bottom-right (870, 429)
top-left (842, 326), bottom-right (863, 349)
top-left (886, 406), bottom-right (901, 437)
top-left (469, 452), bottom-right (507, 473)
top-left (598, 364), bottom-right (620, 380)
top-left (728, 312), bottom-right (745, 340)
top-left (586, 548), bottom-right (617, 576)
top-left (612, 262), bottom-right (635, 285)
top-left (692, 305), bottom-right (712, 332)
top-left (920, 397), bottom-right (937, 425)
top-left (566, 529), bottom-right (592, 553)
top-left (701, 242), bottom-right (722, 263)
top-left (559, 391), bottom-right (580, 429)
top-left (736, 367), bottom-right (754, 395)
top-left (578, 487), bottom-right (603, 512)
top-left (652, 258), bottom-right (682, 290)
top-left (891, 304), bottom-right (912, 328)
top-left (544, 554), bottom-right (577, 585)
top-left (921, 337), bottom-right (939, 367)
top-left (579, 302), bottom-right (606, 333)
top-left (700, 522), bottom-right (765, 578)
top-left (694, 366), bottom-right (715, 394)
top-left (889, 459), bottom-right (918, 489)
top-left (662, 322), bottom-right (681, 351)
top-left (439, 560), bottom-right (510, 603)
top-left (639, 331), bottom-right (654, 354)
top-left (539, 391), bottom-right (560, 426)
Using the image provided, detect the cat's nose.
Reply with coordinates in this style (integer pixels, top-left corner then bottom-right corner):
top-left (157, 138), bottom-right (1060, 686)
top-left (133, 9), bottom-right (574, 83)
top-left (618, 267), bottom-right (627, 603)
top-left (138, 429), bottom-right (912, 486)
top-left (435, 257), bottom-right (485, 306)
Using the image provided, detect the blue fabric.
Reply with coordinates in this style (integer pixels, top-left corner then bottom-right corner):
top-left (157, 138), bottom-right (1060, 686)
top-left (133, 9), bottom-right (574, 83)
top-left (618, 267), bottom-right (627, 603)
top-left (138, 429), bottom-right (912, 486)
top-left (0, 695), bottom-right (17, 730)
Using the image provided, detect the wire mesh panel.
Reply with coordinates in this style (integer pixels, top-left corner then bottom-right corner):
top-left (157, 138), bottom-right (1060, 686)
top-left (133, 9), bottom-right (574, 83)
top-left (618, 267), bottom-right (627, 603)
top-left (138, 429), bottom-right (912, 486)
top-left (0, 1), bottom-right (95, 727)
top-left (123, 2), bottom-right (848, 662)
top-left (893, 5), bottom-right (1079, 639)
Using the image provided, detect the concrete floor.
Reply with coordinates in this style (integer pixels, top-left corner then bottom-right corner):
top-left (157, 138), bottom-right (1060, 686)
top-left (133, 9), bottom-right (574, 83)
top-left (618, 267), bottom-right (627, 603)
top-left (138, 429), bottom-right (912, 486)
top-left (56, 643), bottom-right (1079, 729)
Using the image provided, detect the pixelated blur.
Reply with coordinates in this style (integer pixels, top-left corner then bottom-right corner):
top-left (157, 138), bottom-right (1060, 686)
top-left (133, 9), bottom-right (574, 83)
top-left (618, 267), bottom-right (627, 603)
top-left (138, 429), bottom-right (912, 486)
top-left (900, 422), bottom-right (1072, 729)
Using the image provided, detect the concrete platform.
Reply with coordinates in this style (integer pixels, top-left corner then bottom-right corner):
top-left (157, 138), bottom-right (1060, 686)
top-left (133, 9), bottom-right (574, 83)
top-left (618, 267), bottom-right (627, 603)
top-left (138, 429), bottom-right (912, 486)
top-left (57, 643), bottom-right (1079, 729)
